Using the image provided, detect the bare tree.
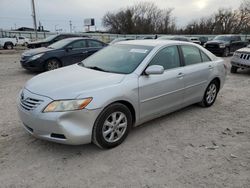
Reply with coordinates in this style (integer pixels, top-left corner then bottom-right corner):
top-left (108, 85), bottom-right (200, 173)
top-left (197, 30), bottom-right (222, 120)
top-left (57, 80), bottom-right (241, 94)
top-left (102, 2), bottom-right (176, 34)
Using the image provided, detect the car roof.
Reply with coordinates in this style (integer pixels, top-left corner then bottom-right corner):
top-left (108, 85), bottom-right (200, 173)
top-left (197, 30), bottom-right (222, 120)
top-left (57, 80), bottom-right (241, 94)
top-left (60, 37), bottom-right (91, 42)
top-left (117, 39), bottom-right (193, 47)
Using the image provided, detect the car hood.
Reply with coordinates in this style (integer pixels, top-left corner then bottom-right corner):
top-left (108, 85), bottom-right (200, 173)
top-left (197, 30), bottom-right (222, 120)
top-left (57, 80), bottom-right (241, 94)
top-left (22, 47), bottom-right (54, 56)
top-left (236, 47), bottom-right (250, 53)
top-left (206, 40), bottom-right (229, 45)
top-left (28, 40), bottom-right (46, 45)
top-left (25, 64), bottom-right (126, 100)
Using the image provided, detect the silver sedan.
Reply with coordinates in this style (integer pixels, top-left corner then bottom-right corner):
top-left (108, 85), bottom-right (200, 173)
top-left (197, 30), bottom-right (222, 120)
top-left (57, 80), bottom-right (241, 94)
top-left (17, 40), bottom-right (227, 148)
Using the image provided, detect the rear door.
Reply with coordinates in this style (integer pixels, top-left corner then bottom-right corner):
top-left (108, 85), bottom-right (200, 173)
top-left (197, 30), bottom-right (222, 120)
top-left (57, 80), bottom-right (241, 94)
top-left (139, 45), bottom-right (185, 121)
top-left (180, 45), bottom-right (213, 105)
top-left (61, 39), bottom-right (88, 65)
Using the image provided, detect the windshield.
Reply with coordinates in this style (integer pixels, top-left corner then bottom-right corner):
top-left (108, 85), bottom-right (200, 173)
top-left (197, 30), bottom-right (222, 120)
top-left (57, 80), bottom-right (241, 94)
top-left (81, 44), bottom-right (153, 74)
top-left (48, 39), bottom-right (71, 49)
top-left (214, 36), bottom-right (231, 41)
top-left (43, 35), bottom-right (57, 42)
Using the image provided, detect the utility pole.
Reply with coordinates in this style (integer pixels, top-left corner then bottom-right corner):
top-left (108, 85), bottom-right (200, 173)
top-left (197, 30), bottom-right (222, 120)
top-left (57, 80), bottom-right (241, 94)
top-left (31, 0), bottom-right (38, 39)
top-left (69, 20), bottom-right (72, 33)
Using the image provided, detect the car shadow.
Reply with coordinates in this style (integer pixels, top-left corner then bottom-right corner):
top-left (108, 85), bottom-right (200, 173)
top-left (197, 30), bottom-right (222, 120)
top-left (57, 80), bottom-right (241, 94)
top-left (26, 103), bottom-right (202, 156)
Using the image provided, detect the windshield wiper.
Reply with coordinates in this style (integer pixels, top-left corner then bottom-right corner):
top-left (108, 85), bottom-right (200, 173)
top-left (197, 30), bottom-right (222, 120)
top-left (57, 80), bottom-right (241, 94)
top-left (86, 66), bottom-right (110, 72)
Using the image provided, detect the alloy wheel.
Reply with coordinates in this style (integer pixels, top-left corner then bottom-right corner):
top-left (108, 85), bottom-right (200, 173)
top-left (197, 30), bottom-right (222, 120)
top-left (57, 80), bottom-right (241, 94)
top-left (206, 83), bottom-right (217, 104)
top-left (47, 60), bottom-right (60, 70)
top-left (102, 112), bottom-right (128, 143)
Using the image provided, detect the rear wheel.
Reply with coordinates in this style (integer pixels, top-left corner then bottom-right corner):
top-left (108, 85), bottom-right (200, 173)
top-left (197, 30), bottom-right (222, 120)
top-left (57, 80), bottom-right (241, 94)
top-left (92, 103), bottom-right (132, 149)
top-left (200, 80), bottom-right (219, 107)
top-left (230, 66), bottom-right (238, 73)
top-left (45, 59), bottom-right (61, 71)
top-left (4, 42), bottom-right (13, 50)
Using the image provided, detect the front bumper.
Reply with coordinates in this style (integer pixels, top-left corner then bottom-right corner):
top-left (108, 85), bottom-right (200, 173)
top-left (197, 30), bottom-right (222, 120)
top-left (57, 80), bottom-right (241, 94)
top-left (231, 57), bottom-right (250, 69)
top-left (20, 58), bottom-right (45, 71)
top-left (205, 47), bottom-right (225, 55)
top-left (17, 89), bottom-right (102, 145)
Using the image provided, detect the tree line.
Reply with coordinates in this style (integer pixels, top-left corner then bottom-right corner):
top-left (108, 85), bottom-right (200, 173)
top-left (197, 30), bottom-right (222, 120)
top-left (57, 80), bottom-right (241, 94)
top-left (102, 0), bottom-right (250, 34)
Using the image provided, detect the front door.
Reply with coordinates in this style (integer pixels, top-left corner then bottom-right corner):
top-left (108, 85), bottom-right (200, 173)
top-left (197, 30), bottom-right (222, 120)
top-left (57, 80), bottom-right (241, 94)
top-left (63, 40), bottom-right (88, 65)
top-left (139, 46), bottom-right (185, 121)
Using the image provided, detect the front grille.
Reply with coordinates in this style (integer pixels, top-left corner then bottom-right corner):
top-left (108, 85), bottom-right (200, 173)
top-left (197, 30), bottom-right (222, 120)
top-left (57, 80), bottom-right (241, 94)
top-left (20, 97), bottom-right (43, 111)
top-left (240, 53), bottom-right (250, 60)
top-left (206, 44), bottom-right (219, 48)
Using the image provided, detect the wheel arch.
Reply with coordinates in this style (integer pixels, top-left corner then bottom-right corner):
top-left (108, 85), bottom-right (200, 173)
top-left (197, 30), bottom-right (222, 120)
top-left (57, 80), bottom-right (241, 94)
top-left (96, 100), bottom-right (136, 127)
top-left (211, 77), bottom-right (221, 91)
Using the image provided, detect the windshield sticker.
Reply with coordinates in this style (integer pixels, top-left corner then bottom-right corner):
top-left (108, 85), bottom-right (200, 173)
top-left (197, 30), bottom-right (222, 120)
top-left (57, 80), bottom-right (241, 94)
top-left (130, 49), bottom-right (148, 53)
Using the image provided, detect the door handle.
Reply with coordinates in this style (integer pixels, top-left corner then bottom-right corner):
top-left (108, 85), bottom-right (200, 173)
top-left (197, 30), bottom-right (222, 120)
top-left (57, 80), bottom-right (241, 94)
top-left (82, 51), bottom-right (88, 54)
top-left (177, 72), bottom-right (184, 79)
top-left (208, 65), bottom-right (214, 70)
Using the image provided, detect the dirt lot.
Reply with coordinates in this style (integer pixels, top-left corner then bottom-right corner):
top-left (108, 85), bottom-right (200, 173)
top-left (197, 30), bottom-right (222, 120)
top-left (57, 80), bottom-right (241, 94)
top-left (0, 50), bottom-right (249, 188)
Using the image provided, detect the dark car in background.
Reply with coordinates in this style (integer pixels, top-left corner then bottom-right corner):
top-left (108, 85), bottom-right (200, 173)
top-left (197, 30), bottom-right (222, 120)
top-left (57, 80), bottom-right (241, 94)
top-left (27, 34), bottom-right (86, 49)
top-left (204, 35), bottom-right (247, 57)
top-left (157, 36), bottom-right (191, 42)
top-left (21, 38), bottom-right (107, 71)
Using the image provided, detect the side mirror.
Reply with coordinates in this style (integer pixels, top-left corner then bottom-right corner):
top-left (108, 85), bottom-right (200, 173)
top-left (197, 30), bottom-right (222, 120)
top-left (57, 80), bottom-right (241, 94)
top-left (145, 65), bottom-right (164, 75)
top-left (65, 46), bottom-right (73, 51)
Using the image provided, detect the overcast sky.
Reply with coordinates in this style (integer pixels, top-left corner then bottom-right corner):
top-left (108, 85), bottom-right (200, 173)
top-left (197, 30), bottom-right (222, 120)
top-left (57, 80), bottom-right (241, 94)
top-left (0, 0), bottom-right (241, 32)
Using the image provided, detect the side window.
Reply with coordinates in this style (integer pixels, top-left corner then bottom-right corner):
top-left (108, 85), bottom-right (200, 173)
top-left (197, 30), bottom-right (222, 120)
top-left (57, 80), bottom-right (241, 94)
top-left (149, 46), bottom-right (180, 70)
top-left (54, 35), bottom-right (64, 42)
top-left (200, 50), bottom-right (211, 62)
top-left (88, 40), bottom-right (103, 47)
top-left (181, 45), bottom-right (202, 65)
top-left (19, 37), bottom-right (24, 39)
top-left (71, 40), bottom-right (87, 49)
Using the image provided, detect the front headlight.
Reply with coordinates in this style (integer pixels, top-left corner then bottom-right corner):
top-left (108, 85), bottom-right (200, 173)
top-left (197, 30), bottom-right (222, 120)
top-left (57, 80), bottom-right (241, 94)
top-left (219, 44), bottom-right (226, 48)
top-left (30, 53), bottom-right (44, 60)
top-left (43, 98), bottom-right (92, 112)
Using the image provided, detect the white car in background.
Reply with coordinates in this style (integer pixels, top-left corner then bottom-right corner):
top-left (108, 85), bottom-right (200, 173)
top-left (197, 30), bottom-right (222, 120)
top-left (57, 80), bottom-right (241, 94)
top-left (231, 45), bottom-right (250, 73)
top-left (0, 37), bottom-right (17, 49)
top-left (190, 37), bottom-right (201, 45)
top-left (17, 36), bottom-right (30, 46)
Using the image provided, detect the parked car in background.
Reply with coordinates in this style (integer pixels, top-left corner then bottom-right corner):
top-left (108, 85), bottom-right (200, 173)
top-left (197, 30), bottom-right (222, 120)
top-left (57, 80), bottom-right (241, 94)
top-left (17, 40), bottom-right (226, 148)
top-left (157, 36), bottom-right (191, 42)
top-left (27, 34), bottom-right (86, 49)
top-left (110, 37), bottom-right (134, 45)
top-left (17, 36), bottom-right (30, 46)
top-left (230, 45), bottom-right (250, 73)
top-left (199, 36), bottom-right (208, 46)
top-left (21, 37), bottom-right (107, 71)
top-left (204, 35), bottom-right (247, 57)
top-left (0, 37), bottom-right (17, 49)
top-left (190, 37), bottom-right (201, 45)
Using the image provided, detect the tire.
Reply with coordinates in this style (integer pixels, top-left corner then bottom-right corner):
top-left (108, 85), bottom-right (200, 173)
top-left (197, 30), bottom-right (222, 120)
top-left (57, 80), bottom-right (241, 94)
top-left (230, 66), bottom-right (238, 73)
top-left (200, 80), bottom-right (219, 107)
top-left (223, 47), bottom-right (229, 57)
top-left (45, 58), bottom-right (61, 71)
top-left (4, 42), bottom-right (13, 50)
top-left (92, 103), bottom-right (132, 149)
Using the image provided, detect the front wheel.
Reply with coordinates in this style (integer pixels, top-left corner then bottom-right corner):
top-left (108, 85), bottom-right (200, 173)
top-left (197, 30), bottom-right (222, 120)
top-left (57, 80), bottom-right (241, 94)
top-left (92, 103), bottom-right (132, 149)
top-left (222, 47), bottom-right (230, 57)
top-left (230, 66), bottom-right (238, 73)
top-left (45, 59), bottom-right (61, 71)
top-left (200, 80), bottom-right (219, 107)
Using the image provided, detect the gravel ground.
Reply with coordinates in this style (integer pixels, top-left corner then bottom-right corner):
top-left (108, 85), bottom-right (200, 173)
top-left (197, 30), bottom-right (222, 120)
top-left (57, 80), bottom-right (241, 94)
top-left (0, 50), bottom-right (249, 188)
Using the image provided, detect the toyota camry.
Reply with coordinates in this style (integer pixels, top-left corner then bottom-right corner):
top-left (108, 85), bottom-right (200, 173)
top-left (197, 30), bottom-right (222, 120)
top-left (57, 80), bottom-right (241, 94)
top-left (17, 40), bottom-right (227, 149)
